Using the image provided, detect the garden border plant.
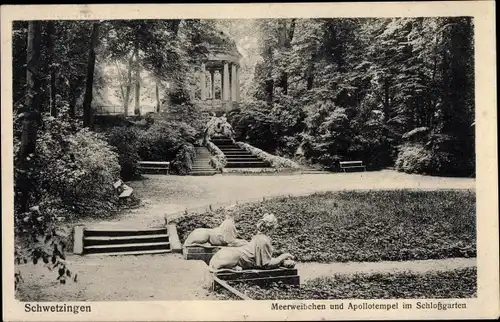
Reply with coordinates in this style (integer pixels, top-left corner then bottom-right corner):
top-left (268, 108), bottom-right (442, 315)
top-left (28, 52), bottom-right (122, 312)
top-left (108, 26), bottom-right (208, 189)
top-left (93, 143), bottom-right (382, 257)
top-left (235, 142), bottom-right (301, 170)
top-left (215, 267), bottom-right (477, 300)
top-left (206, 140), bottom-right (227, 172)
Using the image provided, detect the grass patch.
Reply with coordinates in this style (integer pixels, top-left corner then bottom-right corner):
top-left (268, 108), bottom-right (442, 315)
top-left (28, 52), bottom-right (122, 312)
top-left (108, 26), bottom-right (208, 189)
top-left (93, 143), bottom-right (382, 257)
top-left (217, 267), bottom-right (477, 300)
top-left (174, 190), bottom-right (476, 263)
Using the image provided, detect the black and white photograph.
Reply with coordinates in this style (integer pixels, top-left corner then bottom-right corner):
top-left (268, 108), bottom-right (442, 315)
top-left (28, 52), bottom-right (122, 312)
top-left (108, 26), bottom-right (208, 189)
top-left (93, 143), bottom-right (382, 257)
top-left (2, 2), bottom-right (498, 321)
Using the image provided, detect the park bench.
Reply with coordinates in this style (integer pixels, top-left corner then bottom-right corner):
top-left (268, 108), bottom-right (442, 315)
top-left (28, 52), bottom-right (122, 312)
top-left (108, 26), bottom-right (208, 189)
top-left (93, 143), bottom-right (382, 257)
top-left (113, 179), bottom-right (134, 199)
top-left (339, 160), bottom-right (366, 172)
top-left (137, 161), bottom-right (170, 175)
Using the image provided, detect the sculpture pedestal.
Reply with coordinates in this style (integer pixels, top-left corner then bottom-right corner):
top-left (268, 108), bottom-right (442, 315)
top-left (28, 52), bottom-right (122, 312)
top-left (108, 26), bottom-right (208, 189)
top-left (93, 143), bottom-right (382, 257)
top-left (183, 245), bottom-right (221, 265)
top-left (215, 267), bottom-right (300, 287)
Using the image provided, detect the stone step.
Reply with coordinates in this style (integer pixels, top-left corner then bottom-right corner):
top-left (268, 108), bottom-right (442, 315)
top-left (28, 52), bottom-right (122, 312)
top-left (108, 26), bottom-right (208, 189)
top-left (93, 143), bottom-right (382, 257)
top-left (224, 155), bottom-right (261, 159)
top-left (84, 234), bottom-right (169, 246)
top-left (225, 158), bottom-right (263, 163)
top-left (84, 241), bottom-right (170, 254)
top-left (218, 147), bottom-right (245, 150)
top-left (225, 162), bottom-right (271, 168)
top-left (86, 249), bottom-right (172, 257)
top-left (84, 228), bottom-right (168, 237)
top-left (214, 144), bottom-right (240, 148)
top-left (190, 172), bottom-right (217, 176)
top-left (221, 151), bottom-right (253, 155)
top-left (211, 139), bottom-right (234, 144)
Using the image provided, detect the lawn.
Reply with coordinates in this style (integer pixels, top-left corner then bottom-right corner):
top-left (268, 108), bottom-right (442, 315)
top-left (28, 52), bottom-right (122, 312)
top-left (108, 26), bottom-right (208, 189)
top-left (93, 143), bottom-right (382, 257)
top-left (174, 190), bottom-right (476, 263)
top-left (215, 267), bottom-right (477, 300)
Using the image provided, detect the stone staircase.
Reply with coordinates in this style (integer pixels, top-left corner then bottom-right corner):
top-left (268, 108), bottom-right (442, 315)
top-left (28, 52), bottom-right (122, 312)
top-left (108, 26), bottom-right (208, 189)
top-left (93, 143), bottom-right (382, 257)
top-left (82, 227), bottom-right (171, 256)
top-left (191, 146), bottom-right (217, 176)
top-left (211, 137), bottom-right (272, 169)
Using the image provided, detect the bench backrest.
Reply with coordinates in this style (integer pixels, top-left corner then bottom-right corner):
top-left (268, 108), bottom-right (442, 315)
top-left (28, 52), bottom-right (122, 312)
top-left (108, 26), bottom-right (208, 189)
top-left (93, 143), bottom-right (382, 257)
top-left (339, 161), bottom-right (363, 166)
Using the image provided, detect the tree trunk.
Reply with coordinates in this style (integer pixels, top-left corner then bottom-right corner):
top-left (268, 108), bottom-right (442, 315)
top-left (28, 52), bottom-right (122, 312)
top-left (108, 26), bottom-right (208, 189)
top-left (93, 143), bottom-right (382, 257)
top-left (18, 21), bottom-right (42, 213)
top-left (46, 21), bottom-right (57, 117)
top-left (277, 19), bottom-right (296, 96)
top-left (306, 53), bottom-right (315, 90)
top-left (264, 45), bottom-right (274, 105)
top-left (82, 22), bottom-right (100, 128)
top-left (113, 61), bottom-right (126, 108)
top-left (69, 86), bottom-right (78, 118)
top-left (123, 52), bottom-right (135, 116)
top-left (133, 39), bottom-right (141, 115)
top-left (155, 81), bottom-right (161, 113)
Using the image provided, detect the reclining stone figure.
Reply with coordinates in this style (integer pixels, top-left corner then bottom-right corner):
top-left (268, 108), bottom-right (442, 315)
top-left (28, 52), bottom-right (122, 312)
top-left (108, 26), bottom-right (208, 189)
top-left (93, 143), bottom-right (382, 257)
top-left (183, 212), bottom-right (248, 248)
top-left (208, 213), bottom-right (296, 272)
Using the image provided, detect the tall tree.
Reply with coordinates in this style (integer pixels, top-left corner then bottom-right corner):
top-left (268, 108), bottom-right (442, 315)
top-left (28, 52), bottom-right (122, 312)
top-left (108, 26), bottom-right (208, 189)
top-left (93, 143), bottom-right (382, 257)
top-left (155, 81), bottom-right (161, 113)
top-left (82, 21), bottom-right (100, 128)
top-left (133, 37), bottom-right (141, 115)
top-left (18, 21), bottom-right (43, 213)
top-left (45, 21), bottom-right (57, 117)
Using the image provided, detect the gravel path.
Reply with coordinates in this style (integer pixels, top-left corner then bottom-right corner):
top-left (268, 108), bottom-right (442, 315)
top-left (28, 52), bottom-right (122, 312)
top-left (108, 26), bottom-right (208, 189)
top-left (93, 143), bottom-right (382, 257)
top-left (296, 257), bottom-right (477, 281)
top-left (16, 253), bottom-right (215, 301)
top-left (110, 170), bottom-right (475, 227)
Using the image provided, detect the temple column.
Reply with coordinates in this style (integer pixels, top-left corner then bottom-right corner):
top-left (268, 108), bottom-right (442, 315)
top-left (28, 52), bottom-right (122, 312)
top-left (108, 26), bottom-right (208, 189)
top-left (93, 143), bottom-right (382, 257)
top-left (222, 62), bottom-right (230, 111)
top-left (200, 63), bottom-right (206, 100)
top-left (235, 65), bottom-right (240, 103)
top-left (210, 70), bottom-right (215, 108)
top-left (231, 63), bottom-right (238, 108)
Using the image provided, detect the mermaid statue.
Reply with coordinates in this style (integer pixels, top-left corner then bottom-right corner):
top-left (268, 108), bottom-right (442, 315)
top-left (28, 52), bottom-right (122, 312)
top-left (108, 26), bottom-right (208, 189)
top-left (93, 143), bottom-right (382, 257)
top-left (208, 213), bottom-right (296, 272)
top-left (183, 211), bottom-right (248, 248)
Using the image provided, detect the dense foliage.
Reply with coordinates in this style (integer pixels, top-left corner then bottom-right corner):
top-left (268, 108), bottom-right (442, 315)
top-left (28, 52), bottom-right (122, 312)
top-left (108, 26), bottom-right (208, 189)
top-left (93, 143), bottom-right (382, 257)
top-left (216, 267), bottom-right (477, 300)
top-left (227, 17), bottom-right (474, 175)
top-left (174, 190), bottom-right (476, 262)
top-left (12, 19), bottom-right (229, 285)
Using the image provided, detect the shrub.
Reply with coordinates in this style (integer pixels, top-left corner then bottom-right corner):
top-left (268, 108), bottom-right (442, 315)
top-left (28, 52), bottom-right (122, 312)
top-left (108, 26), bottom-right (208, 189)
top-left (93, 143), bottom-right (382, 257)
top-left (35, 116), bottom-right (121, 218)
top-left (106, 127), bottom-right (142, 181)
top-left (171, 144), bottom-right (196, 175)
top-left (395, 144), bottom-right (433, 174)
top-left (137, 118), bottom-right (196, 162)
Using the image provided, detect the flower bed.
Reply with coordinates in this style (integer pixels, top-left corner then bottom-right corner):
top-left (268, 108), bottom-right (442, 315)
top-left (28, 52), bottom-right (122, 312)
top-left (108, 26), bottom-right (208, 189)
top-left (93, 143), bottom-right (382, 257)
top-left (173, 190), bottom-right (476, 263)
top-left (235, 142), bottom-right (301, 169)
top-left (206, 141), bottom-right (227, 171)
top-left (216, 267), bottom-right (477, 300)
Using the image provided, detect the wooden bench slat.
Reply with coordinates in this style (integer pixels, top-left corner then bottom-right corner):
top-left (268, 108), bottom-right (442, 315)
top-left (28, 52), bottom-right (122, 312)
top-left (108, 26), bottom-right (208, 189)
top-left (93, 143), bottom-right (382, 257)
top-left (339, 160), bottom-right (366, 172)
top-left (119, 187), bottom-right (133, 198)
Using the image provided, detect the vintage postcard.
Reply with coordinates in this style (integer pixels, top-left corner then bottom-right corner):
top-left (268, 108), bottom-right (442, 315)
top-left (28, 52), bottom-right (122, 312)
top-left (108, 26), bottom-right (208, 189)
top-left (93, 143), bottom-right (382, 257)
top-left (1, 2), bottom-right (498, 321)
